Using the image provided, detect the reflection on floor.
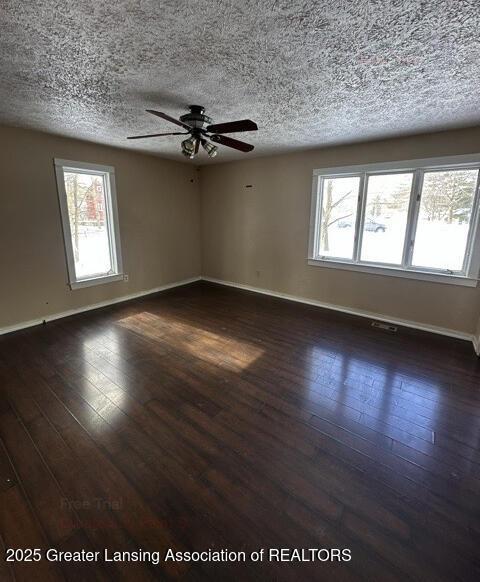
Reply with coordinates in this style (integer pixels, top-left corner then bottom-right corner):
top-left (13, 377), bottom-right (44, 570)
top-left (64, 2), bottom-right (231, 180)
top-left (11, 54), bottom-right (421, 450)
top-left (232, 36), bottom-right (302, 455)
top-left (1, 281), bottom-right (479, 581)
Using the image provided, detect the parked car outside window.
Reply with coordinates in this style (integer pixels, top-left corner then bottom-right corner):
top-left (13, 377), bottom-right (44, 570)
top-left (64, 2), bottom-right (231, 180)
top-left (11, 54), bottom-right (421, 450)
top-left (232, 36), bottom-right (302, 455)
top-left (337, 218), bottom-right (387, 232)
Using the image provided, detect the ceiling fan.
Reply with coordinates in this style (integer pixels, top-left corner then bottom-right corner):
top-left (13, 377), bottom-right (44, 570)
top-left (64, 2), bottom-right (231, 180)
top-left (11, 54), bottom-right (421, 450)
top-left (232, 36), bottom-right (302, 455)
top-left (127, 105), bottom-right (258, 159)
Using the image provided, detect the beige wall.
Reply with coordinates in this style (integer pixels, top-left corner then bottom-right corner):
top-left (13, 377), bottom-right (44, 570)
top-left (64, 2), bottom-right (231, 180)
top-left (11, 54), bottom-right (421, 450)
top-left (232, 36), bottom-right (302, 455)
top-left (3, 123), bottom-right (480, 337)
top-left (200, 127), bottom-right (480, 335)
top-left (0, 125), bottom-right (201, 329)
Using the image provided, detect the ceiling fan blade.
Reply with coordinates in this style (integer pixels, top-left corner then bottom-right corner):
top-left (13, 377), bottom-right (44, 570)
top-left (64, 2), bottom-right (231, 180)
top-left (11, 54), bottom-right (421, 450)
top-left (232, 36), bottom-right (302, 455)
top-left (210, 134), bottom-right (254, 152)
top-left (206, 119), bottom-right (258, 134)
top-left (146, 109), bottom-right (191, 130)
top-left (127, 132), bottom-right (188, 140)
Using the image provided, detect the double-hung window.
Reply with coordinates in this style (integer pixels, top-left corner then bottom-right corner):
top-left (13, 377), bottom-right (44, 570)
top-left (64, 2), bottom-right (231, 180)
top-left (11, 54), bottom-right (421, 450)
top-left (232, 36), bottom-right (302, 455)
top-left (55, 159), bottom-right (123, 289)
top-left (308, 155), bottom-right (480, 286)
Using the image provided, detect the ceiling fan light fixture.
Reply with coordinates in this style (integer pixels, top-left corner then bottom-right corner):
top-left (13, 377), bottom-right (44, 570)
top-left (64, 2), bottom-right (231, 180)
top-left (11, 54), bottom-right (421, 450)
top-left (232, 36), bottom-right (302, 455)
top-left (181, 136), bottom-right (196, 158)
top-left (201, 139), bottom-right (218, 158)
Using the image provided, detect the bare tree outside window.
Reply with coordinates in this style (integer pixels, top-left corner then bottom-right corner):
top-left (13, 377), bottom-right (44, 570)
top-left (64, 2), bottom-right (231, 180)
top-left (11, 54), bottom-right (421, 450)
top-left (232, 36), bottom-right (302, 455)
top-left (321, 180), bottom-right (354, 251)
top-left (319, 176), bottom-right (360, 259)
top-left (413, 169), bottom-right (479, 271)
top-left (420, 169), bottom-right (477, 224)
top-left (64, 172), bottom-right (111, 278)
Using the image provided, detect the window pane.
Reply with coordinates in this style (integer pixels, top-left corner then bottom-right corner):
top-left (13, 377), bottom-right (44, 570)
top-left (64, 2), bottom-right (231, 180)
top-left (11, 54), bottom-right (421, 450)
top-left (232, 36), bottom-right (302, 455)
top-left (360, 173), bottom-right (413, 264)
top-left (64, 171), bottom-right (113, 279)
top-left (412, 169), bottom-right (479, 271)
top-left (319, 176), bottom-right (360, 259)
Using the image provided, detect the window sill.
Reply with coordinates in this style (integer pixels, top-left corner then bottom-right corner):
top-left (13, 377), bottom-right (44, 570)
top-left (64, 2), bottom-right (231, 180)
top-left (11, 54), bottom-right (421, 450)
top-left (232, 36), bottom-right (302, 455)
top-left (70, 274), bottom-right (124, 290)
top-left (307, 259), bottom-right (478, 287)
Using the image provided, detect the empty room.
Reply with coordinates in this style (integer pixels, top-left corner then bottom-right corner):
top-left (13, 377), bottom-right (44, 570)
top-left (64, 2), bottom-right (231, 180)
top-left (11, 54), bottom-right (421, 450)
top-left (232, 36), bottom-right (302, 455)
top-left (1, 1), bottom-right (480, 580)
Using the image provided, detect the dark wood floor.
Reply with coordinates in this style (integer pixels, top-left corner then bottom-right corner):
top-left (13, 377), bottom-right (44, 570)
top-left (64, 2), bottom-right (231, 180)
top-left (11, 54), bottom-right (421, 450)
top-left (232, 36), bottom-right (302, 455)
top-left (1, 281), bottom-right (480, 581)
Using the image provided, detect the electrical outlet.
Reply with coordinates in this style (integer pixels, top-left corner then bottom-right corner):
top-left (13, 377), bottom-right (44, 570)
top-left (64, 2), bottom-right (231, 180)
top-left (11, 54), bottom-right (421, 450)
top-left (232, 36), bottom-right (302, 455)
top-left (123, 274), bottom-right (129, 282)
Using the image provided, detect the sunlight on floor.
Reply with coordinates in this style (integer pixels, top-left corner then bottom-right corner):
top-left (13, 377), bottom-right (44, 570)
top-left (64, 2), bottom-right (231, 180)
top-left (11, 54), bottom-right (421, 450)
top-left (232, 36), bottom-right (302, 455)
top-left (116, 311), bottom-right (264, 371)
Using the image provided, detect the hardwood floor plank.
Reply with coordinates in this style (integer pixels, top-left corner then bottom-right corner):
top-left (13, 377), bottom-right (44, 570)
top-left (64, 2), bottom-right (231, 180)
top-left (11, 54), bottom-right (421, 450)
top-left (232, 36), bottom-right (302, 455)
top-left (0, 406), bottom-right (79, 544)
top-left (0, 441), bottom-right (64, 582)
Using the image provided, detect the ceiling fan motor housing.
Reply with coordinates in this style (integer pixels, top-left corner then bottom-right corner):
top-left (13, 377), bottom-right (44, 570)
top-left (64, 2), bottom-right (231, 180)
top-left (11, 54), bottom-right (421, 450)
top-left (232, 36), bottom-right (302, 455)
top-left (180, 105), bottom-right (212, 129)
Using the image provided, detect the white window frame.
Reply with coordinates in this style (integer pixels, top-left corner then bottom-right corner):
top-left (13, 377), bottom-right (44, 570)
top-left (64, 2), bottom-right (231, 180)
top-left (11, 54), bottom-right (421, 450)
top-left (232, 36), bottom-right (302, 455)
top-left (308, 154), bottom-right (480, 287)
top-left (54, 159), bottom-right (124, 290)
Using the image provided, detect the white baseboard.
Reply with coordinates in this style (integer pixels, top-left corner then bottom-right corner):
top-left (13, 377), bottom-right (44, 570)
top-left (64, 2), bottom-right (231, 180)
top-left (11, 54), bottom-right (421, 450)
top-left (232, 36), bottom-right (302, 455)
top-left (473, 335), bottom-right (480, 356)
top-left (0, 276), bottom-right (201, 336)
top-left (202, 276), bottom-right (475, 346)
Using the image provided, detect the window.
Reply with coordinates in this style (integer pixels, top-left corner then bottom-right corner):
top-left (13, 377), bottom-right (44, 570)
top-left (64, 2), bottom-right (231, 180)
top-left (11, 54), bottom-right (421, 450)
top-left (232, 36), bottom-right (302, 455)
top-left (360, 173), bottom-right (413, 265)
top-left (55, 159), bottom-right (123, 289)
top-left (412, 169), bottom-right (478, 272)
top-left (318, 176), bottom-right (360, 259)
top-left (309, 155), bottom-right (480, 286)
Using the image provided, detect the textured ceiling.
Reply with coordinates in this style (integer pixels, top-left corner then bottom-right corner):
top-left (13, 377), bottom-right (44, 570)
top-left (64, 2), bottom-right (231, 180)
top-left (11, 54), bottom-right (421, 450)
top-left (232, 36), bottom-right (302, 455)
top-left (1, 0), bottom-right (480, 164)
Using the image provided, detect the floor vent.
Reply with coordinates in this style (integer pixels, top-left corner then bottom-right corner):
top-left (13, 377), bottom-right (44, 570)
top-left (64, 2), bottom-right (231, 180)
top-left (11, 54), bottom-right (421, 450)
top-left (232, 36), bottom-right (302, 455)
top-left (371, 321), bottom-right (398, 332)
